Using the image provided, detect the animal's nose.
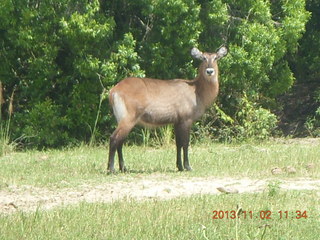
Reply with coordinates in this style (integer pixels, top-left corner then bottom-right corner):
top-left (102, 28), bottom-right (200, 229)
top-left (206, 68), bottom-right (215, 75)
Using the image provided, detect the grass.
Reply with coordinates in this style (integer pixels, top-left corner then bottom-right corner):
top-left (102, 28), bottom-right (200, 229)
top-left (0, 139), bottom-right (319, 239)
top-left (0, 82), bottom-right (15, 157)
top-left (0, 139), bottom-right (319, 188)
top-left (0, 190), bottom-right (319, 240)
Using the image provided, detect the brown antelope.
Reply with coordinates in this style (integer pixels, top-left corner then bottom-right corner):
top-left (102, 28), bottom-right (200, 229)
top-left (108, 46), bottom-right (227, 172)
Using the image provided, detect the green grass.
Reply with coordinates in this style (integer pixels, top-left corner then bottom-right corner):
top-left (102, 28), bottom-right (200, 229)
top-left (0, 139), bottom-right (319, 239)
top-left (0, 139), bottom-right (319, 188)
top-left (0, 190), bottom-right (319, 240)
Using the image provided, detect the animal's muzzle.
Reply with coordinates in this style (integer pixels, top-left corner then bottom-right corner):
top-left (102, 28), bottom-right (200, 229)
top-left (206, 68), bottom-right (215, 76)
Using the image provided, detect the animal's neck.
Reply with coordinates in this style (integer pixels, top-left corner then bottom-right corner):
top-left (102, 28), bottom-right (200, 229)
top-left (195, 74), bottom-right (219, 108)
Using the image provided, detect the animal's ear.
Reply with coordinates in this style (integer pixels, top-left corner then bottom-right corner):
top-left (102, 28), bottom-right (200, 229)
top-left (191, 47), bottom-right (204, 60)
top-left (216, 46), bottom-right (228, 59)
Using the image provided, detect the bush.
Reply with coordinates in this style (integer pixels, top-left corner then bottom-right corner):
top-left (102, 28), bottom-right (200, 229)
top-left (0, 0), bottom-right (311, 148)
top-left (16, 99), bottom-right (71, 148)
top-left (194, 94), bottom-right (278, 143)
top-left (305, 89), bottom-right (320, 137)
top-left (235, 95), bottom-right (278, 141)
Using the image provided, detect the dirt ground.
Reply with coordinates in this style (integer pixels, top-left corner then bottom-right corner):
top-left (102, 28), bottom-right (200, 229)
top-left (1, 174), bottom-right (320, 214)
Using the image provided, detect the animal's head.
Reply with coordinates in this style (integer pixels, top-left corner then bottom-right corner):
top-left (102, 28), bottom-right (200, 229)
top-left (191, 46), bottom-right (227, 81)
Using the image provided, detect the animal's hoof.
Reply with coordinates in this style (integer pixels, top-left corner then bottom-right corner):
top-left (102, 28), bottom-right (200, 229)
top-left (185, 166), bottom-right (193, 171)
top-left (107, 169), bottom-right (116, 175)
top-left (177, 164), bottom-right (184, 171)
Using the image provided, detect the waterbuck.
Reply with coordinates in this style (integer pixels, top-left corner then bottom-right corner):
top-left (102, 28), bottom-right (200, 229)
top-left (108, 46), bottom-right (227, 172)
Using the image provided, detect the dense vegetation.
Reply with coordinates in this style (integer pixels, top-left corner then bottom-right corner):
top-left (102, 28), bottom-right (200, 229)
top-left (293, 0), bottom-right (320, 137)
top-left (0, 0), bottom-right (319, 149)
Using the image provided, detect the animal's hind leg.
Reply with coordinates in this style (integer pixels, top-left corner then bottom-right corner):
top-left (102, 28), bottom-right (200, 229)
top-left (108, 129), bottom-right (119, 173)
top-left (108, 121), bottom-right (135, 173)
top-left (117, 142), bottom-right (127, 172)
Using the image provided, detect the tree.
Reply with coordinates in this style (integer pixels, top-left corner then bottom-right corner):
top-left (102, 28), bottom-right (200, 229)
top-left (293, 0), bottom-right (320, 136)
top-left (196, 0), bottom-right (310, 140)
top-left (0, 0), bottom-right (311, 147)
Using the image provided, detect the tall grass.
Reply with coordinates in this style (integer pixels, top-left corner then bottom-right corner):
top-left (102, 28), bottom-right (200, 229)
top-left (89, 86), bottom-right (108, 147)
top-left (0, 82), bottom-right (15, 156)
top-left (141, 125), bottom-right (174, 147)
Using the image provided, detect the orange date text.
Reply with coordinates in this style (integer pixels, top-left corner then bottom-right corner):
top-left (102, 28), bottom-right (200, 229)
top-left (212, 210), bottom-right (308, 220)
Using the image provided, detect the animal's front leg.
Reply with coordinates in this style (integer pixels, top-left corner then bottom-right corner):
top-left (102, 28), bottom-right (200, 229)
top-left (174, 122), bottom-right (192, 171)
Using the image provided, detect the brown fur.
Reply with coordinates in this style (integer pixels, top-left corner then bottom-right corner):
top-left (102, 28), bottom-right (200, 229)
top-left (108, 47), bottom-right (227, 172)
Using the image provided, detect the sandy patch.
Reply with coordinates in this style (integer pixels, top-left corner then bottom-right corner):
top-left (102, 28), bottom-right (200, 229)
top-left (1, 175), bottom-right (319, 214)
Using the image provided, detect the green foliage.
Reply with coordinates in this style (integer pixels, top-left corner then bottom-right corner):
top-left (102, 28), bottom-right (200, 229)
top-left (19, 99), bottom-right (70, 148)
top-left (196, 0), bottom-right (309, 142)
top-left (0, 0), bottom-right (312, 148)
top-left (213, 95), bottom-right (277, 142)
top-left (267, 180), bottom-right (282, 197)
top-left (293, 0), bottom-right (319, 80)
top-left (298, 0), bottom-right (320, 81)
top-left (0, 0), bottom-right (144, 147)
top-left (138, 0), bottom-right (201, 79)
top-left (0, 82), bottom-right (16, 156)
top-left (305, 88), bottom-right (320, 137)
top-left (236, 94), bottom-right (278, 140)
top-left (217, 0), bottom-right (309, 99)
top-left (194, 94), bottom-right (277, 143)
top-left (294, 1), bottom-right (320, 136)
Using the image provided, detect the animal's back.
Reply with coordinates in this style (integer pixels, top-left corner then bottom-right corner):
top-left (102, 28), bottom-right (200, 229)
top-left (109, 77), bottom-right (199, 125)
